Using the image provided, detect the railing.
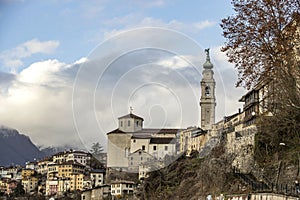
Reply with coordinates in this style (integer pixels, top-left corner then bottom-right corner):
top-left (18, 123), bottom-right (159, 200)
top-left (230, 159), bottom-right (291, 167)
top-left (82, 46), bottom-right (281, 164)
top-left (233, 170), bottom-right (300, 196)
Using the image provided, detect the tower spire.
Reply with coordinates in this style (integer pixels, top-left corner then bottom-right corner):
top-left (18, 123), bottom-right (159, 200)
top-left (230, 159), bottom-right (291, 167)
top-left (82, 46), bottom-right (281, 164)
top-left (203, 48), bottom-right (213, 69)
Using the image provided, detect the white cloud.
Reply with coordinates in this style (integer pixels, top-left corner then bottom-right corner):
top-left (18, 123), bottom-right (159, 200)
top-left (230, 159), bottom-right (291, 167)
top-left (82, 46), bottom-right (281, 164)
top-left (156, 55), bottom-right (196, 69)
top-left (128, 0), bottom-right (167, 8)
top-left (102, 16), bottom-right (217, 40)
top-left (0, 58), bottom-right (84, 148)
top-left (0, 39), bottom-right (59, 69)
top-left (19, 59), bottom-right (67, 85)
top-left (193, 20), bottom-right (216, 30)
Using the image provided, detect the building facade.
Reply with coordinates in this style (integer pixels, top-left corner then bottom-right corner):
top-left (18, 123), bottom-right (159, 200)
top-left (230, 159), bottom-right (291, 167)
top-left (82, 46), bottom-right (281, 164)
top-left (107, 112), bottom-right (179, 170)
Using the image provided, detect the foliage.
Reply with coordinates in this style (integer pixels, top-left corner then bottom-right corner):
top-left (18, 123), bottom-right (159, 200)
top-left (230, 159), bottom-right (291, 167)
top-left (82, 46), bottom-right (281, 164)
top-left (221, 0), bottom-right (300, 89)
top-left (89, 155), bottom-right (105, 169)
top-left (89, 142), bottom-right (104, 156)
top-left (12, 182), bottom-right (25, 197)
top-left (141, 143), bottom-right (239, 199)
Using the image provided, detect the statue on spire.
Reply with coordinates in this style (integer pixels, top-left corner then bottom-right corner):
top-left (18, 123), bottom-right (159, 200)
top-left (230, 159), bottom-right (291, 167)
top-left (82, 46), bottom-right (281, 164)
top-left (205, 48), bottom-right (210, 61)
top-left (203, 48), bottom-right (213, 69)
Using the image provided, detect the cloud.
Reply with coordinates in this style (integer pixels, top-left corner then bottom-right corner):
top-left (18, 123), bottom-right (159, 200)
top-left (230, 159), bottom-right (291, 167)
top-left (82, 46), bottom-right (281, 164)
top-left (0, 58), bottom-right (84, 148)
top-left (101, 16), bottom-right (217, 40)
top-left (131, 0), bottom-right (166, 7)
top-left (0, 39), bottom-right (59, 70)
top-left (0, 31), bottom-right (244, 151)
top-left (193, 20), bottom-right (216, 30)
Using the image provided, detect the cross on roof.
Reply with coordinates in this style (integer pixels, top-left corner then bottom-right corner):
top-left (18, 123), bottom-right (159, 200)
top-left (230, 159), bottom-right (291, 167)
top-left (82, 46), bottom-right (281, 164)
top-left (130, 106), bottom-right (133, 114)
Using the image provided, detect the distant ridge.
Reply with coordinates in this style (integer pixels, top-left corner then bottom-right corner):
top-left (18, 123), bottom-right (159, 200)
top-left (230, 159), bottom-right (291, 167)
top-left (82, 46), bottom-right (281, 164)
top-left (0, 126), bottom-right (45, 166)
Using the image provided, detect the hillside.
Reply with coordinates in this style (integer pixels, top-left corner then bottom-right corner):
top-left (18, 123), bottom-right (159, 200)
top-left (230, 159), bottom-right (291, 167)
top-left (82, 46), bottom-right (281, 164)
top-left (139, 143), bottom-right (299, 200)
top-left (139, 147), bottom-right (243, 200)
top-left (0, 126), bottom-right (45, 166)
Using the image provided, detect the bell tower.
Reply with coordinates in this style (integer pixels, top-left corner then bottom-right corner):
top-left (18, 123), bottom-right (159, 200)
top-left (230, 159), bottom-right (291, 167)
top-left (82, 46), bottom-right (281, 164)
top-left (200, 48), bottom-right (216, 130)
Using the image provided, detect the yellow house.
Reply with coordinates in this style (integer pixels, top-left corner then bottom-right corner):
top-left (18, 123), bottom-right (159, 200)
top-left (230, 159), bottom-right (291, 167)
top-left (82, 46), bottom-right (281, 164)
top-left (47, 160), bottom-right (85, 180)
top-left (180, 127), bottom-right (207, 155)
top-left (22, 169), bottom-right (35, 179)
top-left (0, 179), bottom-right (7, 194)
top-left (22, 176), bottom-right (38, 193)
top-left (70, 173), bottom-right (84, 191)
top-left (58, 161), bottom-right (85, 178)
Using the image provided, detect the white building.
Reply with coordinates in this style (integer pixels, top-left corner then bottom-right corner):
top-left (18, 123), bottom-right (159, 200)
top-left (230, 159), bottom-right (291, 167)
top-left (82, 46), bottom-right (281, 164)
top-left (107, 112), bottom-right (179, 170)
top-left (52, 150), bottom-right (91, 167)
top-left (110, 180), bottom-right (135, 197)
top-left (90, 169), bottom-right (105, 187)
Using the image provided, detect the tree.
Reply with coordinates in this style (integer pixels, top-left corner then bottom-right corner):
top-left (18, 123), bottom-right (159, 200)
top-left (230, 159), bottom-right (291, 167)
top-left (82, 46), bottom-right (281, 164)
top-left (12, 182), bottom-right (25, 197)
top-left (221, 0), bottom-right (300, 164)
top-left (221, 0), bottom-right (300, 89)
top-left (90, 142), bottom-right (104, 156)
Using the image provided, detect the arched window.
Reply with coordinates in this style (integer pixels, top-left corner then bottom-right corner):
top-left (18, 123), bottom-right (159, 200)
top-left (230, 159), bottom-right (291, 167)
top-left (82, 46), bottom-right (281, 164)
top-left (205, 85), bottom-right (210, 96)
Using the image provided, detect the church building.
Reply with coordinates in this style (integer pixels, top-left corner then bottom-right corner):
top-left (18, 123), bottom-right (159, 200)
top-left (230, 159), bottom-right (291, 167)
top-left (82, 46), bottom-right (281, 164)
top-left (107, 49), bottom-right (216, 170)
top-left (107, 111), bottom-right (179, 170)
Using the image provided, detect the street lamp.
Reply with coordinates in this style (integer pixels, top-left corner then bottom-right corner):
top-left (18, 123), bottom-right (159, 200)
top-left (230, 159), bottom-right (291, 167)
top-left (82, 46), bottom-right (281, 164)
top-left (275, 142), bottom-right (287, 190)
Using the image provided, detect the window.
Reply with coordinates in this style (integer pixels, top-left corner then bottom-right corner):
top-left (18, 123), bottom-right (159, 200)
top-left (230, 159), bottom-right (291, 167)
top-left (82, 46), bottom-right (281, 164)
top-left (141, 157), bottom-right (143, 161)
top-left (136, 121), bottom-right (139, 127)
top-left (165, 146), bottom-right (168, 151)
top-left (120, 121), bottom-right (123, 127)
top-left (153, 146), bottom-right (157, 151)
top-left (142, 145), bottom-right (145, 150)
top-left (128, 120), bottom-right (130, 126)
top-left (133, 139), bottom-right (136, 143)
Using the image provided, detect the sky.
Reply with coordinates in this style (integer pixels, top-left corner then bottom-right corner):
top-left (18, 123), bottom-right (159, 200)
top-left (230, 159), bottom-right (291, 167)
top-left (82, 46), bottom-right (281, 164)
top-left (0, 0), bottom-right (246, 151)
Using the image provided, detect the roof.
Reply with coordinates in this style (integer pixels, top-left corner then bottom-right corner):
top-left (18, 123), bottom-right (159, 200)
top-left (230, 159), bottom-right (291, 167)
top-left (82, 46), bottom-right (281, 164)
top-left (140, 128), bottom-right (181, 134)
top-left (131, 134), bottom-right (151, 139)
top-left (224, 112), bottom-right (240, 122)
top-left (128, 149), bottom-right (154, 158)
top-left (118, 113), bottom-right (144, 121)
top-left (90, 169), bottom-right (106, 173)
top-left (107, 128), bottom-right (181, 135)
top-left (107, 128), bottom-right (126, 135)
top-left (149, 137), bottom-right (176, 144)
top-left (111, 180), bottom-right (135, 184)
top-left (59, 160), bottom-right (85, 167)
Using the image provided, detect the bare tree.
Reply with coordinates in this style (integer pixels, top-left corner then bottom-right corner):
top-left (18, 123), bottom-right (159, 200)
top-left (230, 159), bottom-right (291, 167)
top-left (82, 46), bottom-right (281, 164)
top-left (221, 0), bottom-right (300, 163)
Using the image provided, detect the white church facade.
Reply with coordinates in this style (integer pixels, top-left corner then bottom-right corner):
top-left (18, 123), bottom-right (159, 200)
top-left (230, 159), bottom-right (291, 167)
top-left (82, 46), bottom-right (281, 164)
top-left (107, 112), bottom-right (180, 171)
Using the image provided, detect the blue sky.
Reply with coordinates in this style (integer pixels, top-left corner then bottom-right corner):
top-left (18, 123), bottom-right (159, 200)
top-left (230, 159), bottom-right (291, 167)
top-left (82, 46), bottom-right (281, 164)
top-left (0, 0), bottom-right (246, 149)
top-left (0, 0), bottom-right (233, 70)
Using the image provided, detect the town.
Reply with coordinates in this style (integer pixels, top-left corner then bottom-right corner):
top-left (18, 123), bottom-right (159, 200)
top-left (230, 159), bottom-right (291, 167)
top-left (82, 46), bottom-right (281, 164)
top-left (0, 43), bottom-right (296, 200)
top-left (0, 1), bottom-right (299, 200)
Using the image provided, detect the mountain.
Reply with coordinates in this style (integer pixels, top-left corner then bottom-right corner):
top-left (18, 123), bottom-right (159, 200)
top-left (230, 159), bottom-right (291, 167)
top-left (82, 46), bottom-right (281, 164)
top-left (39, 145), bottom-right (87, 157)
top-left (0, 126), bottom-right (45, 166)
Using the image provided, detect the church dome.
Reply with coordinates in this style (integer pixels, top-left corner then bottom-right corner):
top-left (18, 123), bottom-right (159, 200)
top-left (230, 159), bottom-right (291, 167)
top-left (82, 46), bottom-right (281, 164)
top-left (203, 60), bottom-right (213, 69)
